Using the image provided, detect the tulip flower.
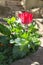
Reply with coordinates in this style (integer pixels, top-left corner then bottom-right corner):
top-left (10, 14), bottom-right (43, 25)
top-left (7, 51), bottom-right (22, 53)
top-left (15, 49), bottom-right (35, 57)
top-left (19, 12), bottom-right (33, 24)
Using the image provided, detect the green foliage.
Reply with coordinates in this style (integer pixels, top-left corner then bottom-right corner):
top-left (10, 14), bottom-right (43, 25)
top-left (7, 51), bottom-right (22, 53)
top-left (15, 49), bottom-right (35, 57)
top-left (0, 53), bottom-right (5, 62)
top-left (0, 23), bottom-right (11, 36)
top-left (4, 17), bottom-right (17, 33)
top-left (0, 36), bottom-right (9, 45)
top-left (0, 16), bottom-right (41, 65)
top-left (4, 17), bottom-right (16, 25)
top-left (0, 45), bottom-right (13, 65)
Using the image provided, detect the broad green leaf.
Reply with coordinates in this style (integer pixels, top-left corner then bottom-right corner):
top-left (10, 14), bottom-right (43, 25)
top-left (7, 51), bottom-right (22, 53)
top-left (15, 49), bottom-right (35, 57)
top-left (10, 39), bottom-right (15, 44)
top-left (0, 53), bottom-right (5, 61)
top-left (0, 23), bottom-right (11, 36)
top-left (7, 19), bottom-right (11, 24)
top-left (0, 36), bottom-right (9, 44)
top-left (21, 33), bottom-right (28, 39)
top-left (4, 17), bottom-right (16, 24)
top-left (10, 17), bottom-right (16, 22)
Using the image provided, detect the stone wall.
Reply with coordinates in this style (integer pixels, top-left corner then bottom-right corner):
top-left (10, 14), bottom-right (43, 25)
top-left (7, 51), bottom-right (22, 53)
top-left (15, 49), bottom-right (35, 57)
top-left (21, 0), bottom-right (43, 9)
top-left (0, 0), bottom-right (24, 17)
top-left (0, 0), bottom-right (43, 17)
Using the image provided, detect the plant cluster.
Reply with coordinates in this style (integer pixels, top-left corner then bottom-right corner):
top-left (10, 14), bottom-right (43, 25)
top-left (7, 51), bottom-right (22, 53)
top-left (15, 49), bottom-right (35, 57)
top-left (0, 12), bottom-right (41, 65)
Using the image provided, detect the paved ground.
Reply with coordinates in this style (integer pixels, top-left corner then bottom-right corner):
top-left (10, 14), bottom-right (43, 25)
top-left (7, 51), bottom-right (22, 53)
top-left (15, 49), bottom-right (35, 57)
top-left (11, 37), bottom-right (43, 65)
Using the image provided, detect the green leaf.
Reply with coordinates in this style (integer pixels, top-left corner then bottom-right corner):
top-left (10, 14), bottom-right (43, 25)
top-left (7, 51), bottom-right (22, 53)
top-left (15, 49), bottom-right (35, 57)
top-left (0, 53), bottom-right (5, 61)
top-left (7, 19), bottom-right (11, 24)
top-left (4, 17), bottom-right (16, 25)
top-left (10, 39), bottom-right (15, 44)
top-left (12, 46), bottom-right (21, 59)
top-left (0, 36), bottom-right (9, 44)
top-left (0, 23), bottom-right (11, 36)
top-left (21, 33), bottom-right (28, 39)
top-left (10, 17), bottom-right (16, 22)
top-left (13, 43), bottom-right (29, 59)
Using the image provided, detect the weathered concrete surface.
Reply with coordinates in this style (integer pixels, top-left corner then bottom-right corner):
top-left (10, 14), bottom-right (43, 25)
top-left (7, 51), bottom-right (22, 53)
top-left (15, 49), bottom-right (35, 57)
top-left (0, 6), bottom-right (11, 17)
top-left (0, 0), bottom-right (24, 10)
top-left (0, 0), bottom-right (24, 17)
top-left (0, 0), bottom-right (43, 17)
top-left (24, 0), bottom-right (43, 9)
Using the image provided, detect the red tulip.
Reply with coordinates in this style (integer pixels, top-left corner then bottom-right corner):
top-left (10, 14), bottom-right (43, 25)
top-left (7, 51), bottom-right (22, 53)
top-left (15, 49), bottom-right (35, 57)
top-left (19, 12), bottom-right (33, 24)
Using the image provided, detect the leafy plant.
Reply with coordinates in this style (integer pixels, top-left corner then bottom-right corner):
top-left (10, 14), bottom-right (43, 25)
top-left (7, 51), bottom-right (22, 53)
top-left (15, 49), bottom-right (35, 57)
top-left (0, 12), bottom-right (41, 65)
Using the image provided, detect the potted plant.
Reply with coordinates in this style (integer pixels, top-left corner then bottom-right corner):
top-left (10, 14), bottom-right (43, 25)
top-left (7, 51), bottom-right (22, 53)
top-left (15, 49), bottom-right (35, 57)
top-left (0, 12), bottom-right (41, 65)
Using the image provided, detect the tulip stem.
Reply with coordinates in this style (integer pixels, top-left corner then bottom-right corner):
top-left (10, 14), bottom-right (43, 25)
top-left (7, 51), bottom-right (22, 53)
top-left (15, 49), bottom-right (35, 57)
top-left (25, 24), bottom-right (28, 32)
